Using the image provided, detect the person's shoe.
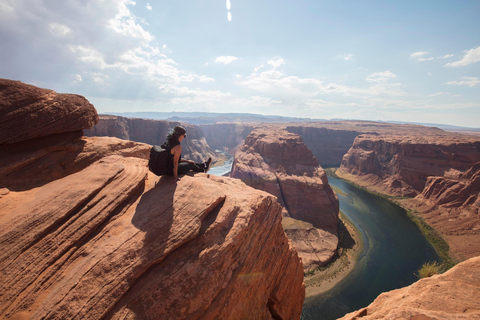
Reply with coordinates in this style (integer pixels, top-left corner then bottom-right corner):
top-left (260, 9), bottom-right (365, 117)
top-left (204, 157), bottom-right (212, 173)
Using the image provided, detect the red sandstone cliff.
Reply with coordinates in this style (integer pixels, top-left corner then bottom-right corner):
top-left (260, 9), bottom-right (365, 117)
top-left (402, 161), bottom-right (480, 260)
top-left (231, 127), bottom-right (340, 271)
top-left (0, 79), bottom-right (305, 320)
top-left (285, 126), bottom-right (361, 167)
top-left (339, 256), bottom-right (480, 320)
top-left (85, 114), bottom-right (219, 163)
top-left (339, 134), bottom-right (480, 197)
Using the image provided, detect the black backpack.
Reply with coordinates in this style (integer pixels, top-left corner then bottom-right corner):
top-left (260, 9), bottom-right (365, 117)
top-left (148, 145), bottom-right (170, 176)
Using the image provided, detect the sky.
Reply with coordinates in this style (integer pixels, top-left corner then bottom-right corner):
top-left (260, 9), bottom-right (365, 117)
top-left (1, 0), bottom-right (480, 128)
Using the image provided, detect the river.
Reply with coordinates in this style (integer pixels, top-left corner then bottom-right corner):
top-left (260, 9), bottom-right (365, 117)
top-left (301, 176), bottom-right (441, 319)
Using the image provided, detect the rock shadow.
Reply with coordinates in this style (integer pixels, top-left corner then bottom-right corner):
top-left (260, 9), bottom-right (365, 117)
top-left (0, 131), bottom-right (86, 191)
top-left (131, 176), bottom-right (177, 251)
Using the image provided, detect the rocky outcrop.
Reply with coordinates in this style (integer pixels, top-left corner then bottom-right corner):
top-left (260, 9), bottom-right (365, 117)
top-left (231, 128), bottom-right (339, 271)
top-left (85, 114), bottom-right (218, 163)
top-left (0, 80), bottom-right (305, 320)
top-left (339, 134), bottom-right (480, 197)
top-left (403, 162), bottom-right (480, 260)
top-left (339, 256), bottom-right (480, 320)
top-left (0, 78), bottom-right (98, 144)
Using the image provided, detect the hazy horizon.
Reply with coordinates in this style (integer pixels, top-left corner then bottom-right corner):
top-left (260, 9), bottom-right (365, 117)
top-left (1, 1), bottom-right (479, 128)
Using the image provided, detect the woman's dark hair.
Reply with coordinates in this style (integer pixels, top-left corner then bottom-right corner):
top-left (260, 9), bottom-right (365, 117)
top-left (165, 125), bottom-right (186, 147)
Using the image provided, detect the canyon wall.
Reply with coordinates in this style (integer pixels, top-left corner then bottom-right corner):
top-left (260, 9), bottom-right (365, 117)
top-left (0, 79), bottom-right (305, 320)
top-left (231, 127), bottom-right (339, 271)
top-left (339, 256), bottom-right (480, 320)
top-left (200, 123), bottom-right (255, 154)
top-left (339, 134), bottom-right (480, 197)
top-left (403, 161), bottom-right (480, 260)
top-left (285, 126), bottom-right (360, 167)
top-left (85, 114), bottom-right (219, 163)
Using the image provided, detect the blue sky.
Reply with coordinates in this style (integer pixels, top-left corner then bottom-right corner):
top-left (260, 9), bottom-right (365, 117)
top-left (1, 0), bottom-right (479, 127)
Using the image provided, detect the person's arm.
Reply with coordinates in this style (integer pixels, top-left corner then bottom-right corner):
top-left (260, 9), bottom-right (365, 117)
top-left (172, 145), bottom-right (182, 181)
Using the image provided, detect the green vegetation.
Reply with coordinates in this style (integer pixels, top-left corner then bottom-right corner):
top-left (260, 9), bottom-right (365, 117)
top-left (416, 261), bottom-right (443, 278)
top-left (402, 207), bottom-right (456, 270)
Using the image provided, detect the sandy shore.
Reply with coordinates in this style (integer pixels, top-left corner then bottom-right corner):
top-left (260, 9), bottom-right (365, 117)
top-left (304, 213), bottom-right (362, 299)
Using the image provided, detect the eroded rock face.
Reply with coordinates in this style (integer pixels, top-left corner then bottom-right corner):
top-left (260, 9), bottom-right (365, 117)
top-left (85, 114), bottom-right (218, 163)
top-left (286, 126), bottom-right (360, 167)
top-left (200, 123), bottom-right (255, 154)
top-left (231, 128), bottom-right (339, 270)
top-left (338, 256), bottom-right (480, 320)
top-left (0, 80), bottom-right (305, 320)
top-left (404, 162), bottom-right (480, 260)
top-left (0, 78), bottom-right (98, 144)
top-left (340, 134), bottom-right (480, 197)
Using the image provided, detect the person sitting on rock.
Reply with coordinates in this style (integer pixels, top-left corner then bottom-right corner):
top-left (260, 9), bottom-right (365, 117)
top-left (163, 125), bottom-right (212, 182)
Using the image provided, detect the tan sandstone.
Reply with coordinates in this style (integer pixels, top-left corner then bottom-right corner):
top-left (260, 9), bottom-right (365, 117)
top-left (338, 256), bottom-right (480, 320)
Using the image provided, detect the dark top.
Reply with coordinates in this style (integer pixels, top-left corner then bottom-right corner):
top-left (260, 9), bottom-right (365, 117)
top-left (164, 141), bottom-right (180, 175)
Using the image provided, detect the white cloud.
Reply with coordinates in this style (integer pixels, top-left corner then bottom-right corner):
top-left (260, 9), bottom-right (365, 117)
top-left (48, 23), bottom-right (71, 37)
top-left (438, 54), bottom-right (454, 59)
top-left (428, 92), bottom-right (449, 97)
top-left (198, 75), bottom-right (215, 83)
top-left (337, 54), bottom-right (354, 61)
top-left (267, 56), bottom-right (285, 69)
top-left (227, 12), bottom-right (232, 22)
top-left (226, 0), bottom-right (231, 10)
top-left (445, 46), bottom-right (480, 67)
top-left (215, 55), bottom-right (238, 64)
top-left (107, 1), bottom-right (154, 42)
top-left (447, 77), bottom-right (480, 88)
top-left (366, 71), bottom-right (397, 83)
top-left (146, 3), bottom-right (152, 11)
top-left (410, 51), bottom-right (434, 62)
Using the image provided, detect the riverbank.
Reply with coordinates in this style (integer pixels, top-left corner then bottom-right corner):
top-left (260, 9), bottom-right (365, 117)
top-left (304, 212), bottom-right (362, 299)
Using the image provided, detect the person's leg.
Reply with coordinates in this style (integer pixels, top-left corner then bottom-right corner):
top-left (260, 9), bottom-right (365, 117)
top-left (177, 162), bottom-right (205, 175)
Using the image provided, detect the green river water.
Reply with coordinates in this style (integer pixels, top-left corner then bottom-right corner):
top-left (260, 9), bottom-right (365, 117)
top-left (301, 176), bottom-right (441, 320)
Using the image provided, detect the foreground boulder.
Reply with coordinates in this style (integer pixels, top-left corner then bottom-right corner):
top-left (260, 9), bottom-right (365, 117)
top-left (0, 79), bottom-right (305, 319)
top-left (231, 127), bottom-right (339, 271)
top-left (339, 256), bottom-right (480, 320)
top-left (0, 78), bottom-right (98, 144)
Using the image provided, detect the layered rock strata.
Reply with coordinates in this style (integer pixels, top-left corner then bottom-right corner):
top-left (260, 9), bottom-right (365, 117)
top-left (339, 256), bottom-right (480, 320)
top-left (286, 126), bottom-right (360, 167)
top-left (403, 161), bottom-right (480, 260)
top-left (0, 80), bottom-right (305, 320)
top-left (339, 134), bottom-right (480, 197)
top-left (0, 78), bottom-right (98, 144)
top-left (231, 128), bottom-right (339, 271)
top-left (85, 114), bottom-right (218, 163)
